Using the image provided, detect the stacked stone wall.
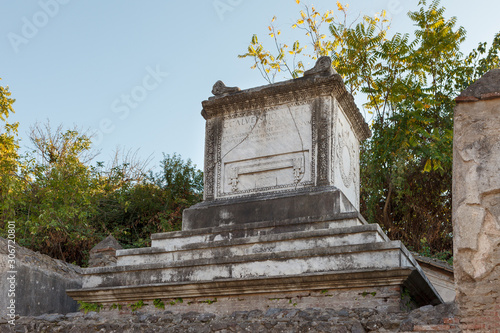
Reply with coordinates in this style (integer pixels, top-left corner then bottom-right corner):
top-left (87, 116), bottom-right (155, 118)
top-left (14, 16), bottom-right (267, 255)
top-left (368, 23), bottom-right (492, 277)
top-left (1, 303), bottom-right (459, 333)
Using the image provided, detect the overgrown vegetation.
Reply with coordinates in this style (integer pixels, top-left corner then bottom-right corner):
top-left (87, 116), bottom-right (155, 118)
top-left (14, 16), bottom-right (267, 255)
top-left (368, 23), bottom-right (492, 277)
top-left (239, 0), bottom-right (499, 260)
top-left (129, 300), bottom-right (147, 311)
top-left (78, 301), bottom-right (103, 314)
top-left (168, 298), bottom-right (183, 306)
top-left (153, 298), bottom-right (165, 309)
top-left (0, 112), bottom-right (202, 266)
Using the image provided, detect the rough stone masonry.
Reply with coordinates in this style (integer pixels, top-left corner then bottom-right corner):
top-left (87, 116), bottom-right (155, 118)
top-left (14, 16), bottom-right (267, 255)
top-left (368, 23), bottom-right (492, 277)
top-left (454, 68), bottom-right (500, 332)
top-left (1, 302), bottom-right (460, 333)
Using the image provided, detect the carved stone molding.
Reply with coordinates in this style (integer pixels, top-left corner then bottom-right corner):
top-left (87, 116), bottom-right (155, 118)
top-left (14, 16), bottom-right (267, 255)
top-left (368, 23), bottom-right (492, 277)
top-left (203, 118), bottom-right (221, 200)
top-left (316, 98), bottom-right (330, 185)
top-left (227, 157), bottom-right (305, 193)
top-left (202, 75), bottom-right (371, 141)
top-left (330, 100), bottom-right (339, 185)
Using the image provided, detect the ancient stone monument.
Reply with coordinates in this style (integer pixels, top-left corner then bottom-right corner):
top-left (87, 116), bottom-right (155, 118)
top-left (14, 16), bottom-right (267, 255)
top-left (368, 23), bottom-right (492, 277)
top-left (67, 57), bottom-right (441, 313)
top-left (182, 57), bottom-right (369, 231)
top-left (453, 68), bottom-right (500, 331)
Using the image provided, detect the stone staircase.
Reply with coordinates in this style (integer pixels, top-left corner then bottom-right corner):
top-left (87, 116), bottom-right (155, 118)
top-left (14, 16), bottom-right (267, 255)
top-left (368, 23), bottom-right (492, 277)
top-left (116, 213), bottom-right (384, 266)
top-left (67, 207), bottom-right (441, 310)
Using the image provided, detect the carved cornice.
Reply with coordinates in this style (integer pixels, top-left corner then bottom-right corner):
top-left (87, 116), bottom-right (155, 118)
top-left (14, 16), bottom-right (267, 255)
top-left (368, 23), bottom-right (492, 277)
top-left (67, 268), bottom-right (414, 303)
top-left (201, 75), bottom-right (371, 141)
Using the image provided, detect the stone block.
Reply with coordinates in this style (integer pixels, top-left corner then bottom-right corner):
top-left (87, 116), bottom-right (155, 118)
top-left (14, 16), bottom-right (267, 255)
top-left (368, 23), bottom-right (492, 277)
top-left (80, 241), bottom-right (412, 288)
top-left (199, 65), bottom-right (370, 227)
top-left (453, 68), bottom-right (500, 327)
top-left (0, 237), bottom-right (82, 316)
top-left (116, 224), bottom-right (387, 266)
top-left (88, 235), bottom-right (123, 268)
top-left (152, 211), bottom-right (364, 250)
top-left (183, 187), bottom-right (359, 230)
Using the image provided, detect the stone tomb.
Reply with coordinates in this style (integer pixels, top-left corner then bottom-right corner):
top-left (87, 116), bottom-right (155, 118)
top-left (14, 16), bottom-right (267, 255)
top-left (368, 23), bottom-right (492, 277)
top-left (67, 58), bottom-right (442, 313)
top-left (183, 58), bottom-right (371, 230)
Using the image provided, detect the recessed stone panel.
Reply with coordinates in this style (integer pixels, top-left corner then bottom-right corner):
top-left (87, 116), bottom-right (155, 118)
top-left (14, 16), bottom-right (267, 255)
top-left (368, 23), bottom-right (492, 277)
top-left (333, 99), bottom-right (360, 209)
top-left (219, 104), bottom-right (313, 197)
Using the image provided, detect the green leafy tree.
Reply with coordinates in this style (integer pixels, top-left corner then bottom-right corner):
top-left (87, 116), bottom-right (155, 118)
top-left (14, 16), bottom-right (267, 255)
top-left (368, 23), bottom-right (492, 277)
top-left (239, 0), bottom-right (499, 257)
top-left (0, 78), bottom-right (19, 223)
top-left (14, 124), bottom-right (101, 263)
top-left (92, 153), bottom-right (203, 249)
top-left (150, 153), bottom-right (203, 233)
top-left (1, 106), bottom-right (203, 265)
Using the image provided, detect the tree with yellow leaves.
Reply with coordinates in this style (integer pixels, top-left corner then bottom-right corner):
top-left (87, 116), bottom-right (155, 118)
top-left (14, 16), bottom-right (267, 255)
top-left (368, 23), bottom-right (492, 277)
top-left (239, 1), bottom-right (389, 85)
top-left (0, 79), bottom-right (19, 223)
top-left (240, 0), bottom-right (499, 260)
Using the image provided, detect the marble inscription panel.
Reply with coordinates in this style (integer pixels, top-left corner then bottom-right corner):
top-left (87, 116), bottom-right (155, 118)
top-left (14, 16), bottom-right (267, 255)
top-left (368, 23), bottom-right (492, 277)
top-left (219, 104), bottom-right (313, 196)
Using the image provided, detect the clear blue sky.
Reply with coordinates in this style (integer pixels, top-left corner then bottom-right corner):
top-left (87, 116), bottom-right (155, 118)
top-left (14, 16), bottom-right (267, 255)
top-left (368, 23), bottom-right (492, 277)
top-left (1, 0), bottom-right (498, 171)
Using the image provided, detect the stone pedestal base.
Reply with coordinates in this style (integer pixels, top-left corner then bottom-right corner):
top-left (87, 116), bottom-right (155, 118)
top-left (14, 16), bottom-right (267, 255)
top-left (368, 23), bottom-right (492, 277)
top-left (182, 186), bottom-right (360, 230)
top-left (67, 199), bottom-right (442, 312)
top-left (68, 274), bottom-right (416, 314)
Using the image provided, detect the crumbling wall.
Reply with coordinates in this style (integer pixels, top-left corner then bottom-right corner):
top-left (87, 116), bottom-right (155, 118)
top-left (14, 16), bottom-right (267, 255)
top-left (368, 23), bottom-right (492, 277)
top-left (453, 69), bottom-right (500, 332)
top-left (0, 237), bottom-right (82, 317)
top-left (88, 235), bottom-right (122, 268)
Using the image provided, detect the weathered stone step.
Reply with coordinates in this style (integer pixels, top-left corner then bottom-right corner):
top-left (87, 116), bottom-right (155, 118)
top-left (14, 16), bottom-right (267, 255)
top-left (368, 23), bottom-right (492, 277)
top-left (81, 240), bottom-right (414, 289)
top-left (150, 211), bottom-right (366, 250)
top-left (117, 224), bottom-right (388, 266)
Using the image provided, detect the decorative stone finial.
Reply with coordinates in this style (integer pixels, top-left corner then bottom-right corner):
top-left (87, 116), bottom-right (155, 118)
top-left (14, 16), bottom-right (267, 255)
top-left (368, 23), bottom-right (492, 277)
top-left (304, 56), bottom-right (337, 77)
top-left (212, 80), bottom-right (241, 96)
